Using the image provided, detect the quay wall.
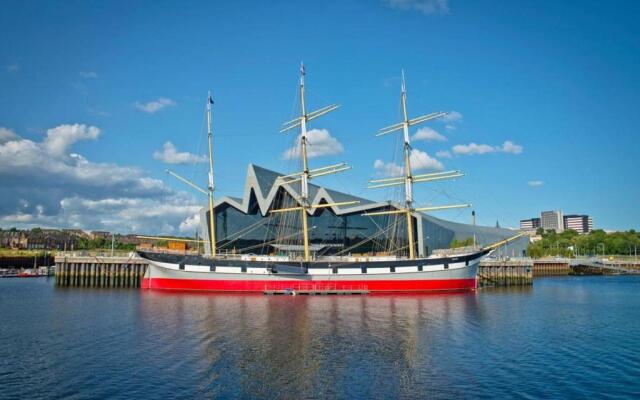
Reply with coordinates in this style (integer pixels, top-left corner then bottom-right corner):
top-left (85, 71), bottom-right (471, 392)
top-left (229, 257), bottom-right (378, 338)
top-left (478, 260), bottom-right (533, 286)
top-left (55, 255), bottom-right (147, 288)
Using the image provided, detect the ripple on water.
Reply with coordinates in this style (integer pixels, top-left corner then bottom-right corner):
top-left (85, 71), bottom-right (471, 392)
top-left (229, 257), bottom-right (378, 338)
top-left (1, 277), bottom-right (639, 399)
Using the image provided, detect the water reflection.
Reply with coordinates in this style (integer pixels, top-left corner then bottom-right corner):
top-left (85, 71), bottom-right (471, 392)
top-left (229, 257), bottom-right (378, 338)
top-left (139, 292), bottom-right (480, 398)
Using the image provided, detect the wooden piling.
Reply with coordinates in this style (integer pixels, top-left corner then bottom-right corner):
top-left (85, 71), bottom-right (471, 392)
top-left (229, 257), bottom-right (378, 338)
top-left (54, 255), bottom-right (148, 288)
top-left (478, 259), bottom-right (533, 287)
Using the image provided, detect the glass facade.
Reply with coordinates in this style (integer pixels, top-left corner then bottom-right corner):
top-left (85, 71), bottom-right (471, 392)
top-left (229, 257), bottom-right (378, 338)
top-left (206, 189), bottom-right (418, 257)
top-left (200, 165), bottom-right (530, 258)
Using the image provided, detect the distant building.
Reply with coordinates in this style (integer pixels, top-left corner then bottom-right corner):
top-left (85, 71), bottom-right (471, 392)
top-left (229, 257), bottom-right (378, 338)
top-left (62, 229), bottom-right (89, 238)
top-left (117, 234), bottom-right (142, 245)
top-left (91, 231), bottom-right (111, 240)
top-left (0, 231), bottom-right (28, 249)
top-left (26, 230), bottom-right (78, 250)
top-left (541, 210), bottom-right (564, 232)
top-left (520, 218), bottom-right (541, 230)
top-left (563, 215), bottom-right (593, 234)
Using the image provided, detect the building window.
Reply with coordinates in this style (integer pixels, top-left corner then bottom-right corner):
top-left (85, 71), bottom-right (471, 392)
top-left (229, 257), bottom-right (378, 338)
top-left (444, 263), bottom-right (449, 269)
top-left (332, 266), bottom-right (338, 274)
top-left (390, 266), bottom-right (396, 273)
top-left (418, 265), bottom-right (423, 272)
top-left (241, 266), bottom-right (247, 273)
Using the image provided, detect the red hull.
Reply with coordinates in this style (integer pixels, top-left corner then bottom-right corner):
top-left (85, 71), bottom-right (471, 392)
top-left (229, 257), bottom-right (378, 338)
top-left (142, 277), bottom-right (477, 292)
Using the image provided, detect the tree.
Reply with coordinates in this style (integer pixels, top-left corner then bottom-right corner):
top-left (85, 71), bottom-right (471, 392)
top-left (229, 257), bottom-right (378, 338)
top-left (450, 237), bottom-right (475, 248)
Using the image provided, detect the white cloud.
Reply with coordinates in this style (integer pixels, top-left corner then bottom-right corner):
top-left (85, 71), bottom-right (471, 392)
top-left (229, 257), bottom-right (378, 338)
top-left (452, 142), bottom-right (495, 155)
top-left (528, 180), bottom-right (544, 187)
top-left (79, 71), bottom-right (98, 79)
top-left (383, 0), bottom-right (449, 15)
top-left (179, 213), bottom-right (200, 233)
top-left (134, 97), bottom-right (176, 114)
top-left (501, 140), bottom-right (523, 154)
top-left (411, 149), bottom-right (444, 171)
top-left (153, 141), bottom-right (206, 164)
top-left (374, 149), bottom-right (444, 177)
top-left (442, 111), bottom-right (463, 122)
top-left (0, 125), bottom-right (200, 234)
top-left (436, 150), bottom-right (452, 158)
top-left (0, 127), bottom-right (19, 144)
top-left (452, 140), bottom-right (523, 155)
top-left (44, 124), bottom-right (100, 158)
top-left (412, 127), bottom-right (446, 142)
top-left (440, 110), bottom-right (463, 131)
top-left (282, 129), bottom-right (344, 160)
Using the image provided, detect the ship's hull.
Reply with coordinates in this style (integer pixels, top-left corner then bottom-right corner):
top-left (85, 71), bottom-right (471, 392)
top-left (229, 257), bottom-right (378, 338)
top-left (137, 249), bottom-right (490, 293)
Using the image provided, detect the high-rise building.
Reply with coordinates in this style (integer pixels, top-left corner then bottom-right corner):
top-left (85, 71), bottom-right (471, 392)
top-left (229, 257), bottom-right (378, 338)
top-left (520, 218), bottom-right (541, 230)
top-left (563, 215), bottom-right (593, 234)
top-left (541, 210), bottom-right (564, 232)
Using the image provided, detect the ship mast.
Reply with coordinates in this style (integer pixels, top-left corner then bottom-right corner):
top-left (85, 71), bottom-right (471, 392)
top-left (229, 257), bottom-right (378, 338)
top-left (206, 92), bottom-right (216, 257)
top-left (272, 64), bottom-right (358, 262)
top-left (366, 71), bottom-right (470, 259)
top-left (165, 92), bottom-right (217, 257)
top-left (299, 65), bottom-right (311, 261)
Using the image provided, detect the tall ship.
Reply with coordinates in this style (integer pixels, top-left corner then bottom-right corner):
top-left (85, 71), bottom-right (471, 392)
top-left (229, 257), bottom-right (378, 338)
top-left (138, 65), bottom-right (518, 293)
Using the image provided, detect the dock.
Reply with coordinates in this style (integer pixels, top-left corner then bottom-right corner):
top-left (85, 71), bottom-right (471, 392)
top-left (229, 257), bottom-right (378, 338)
top-left (533, 259), bottom-right (571, 276)
top-left (52, 253), bottom-right (639, 290)
top-left (478, 259), bottom-right (533, 286)
top-left (55, 253), bottom-right (147, 288)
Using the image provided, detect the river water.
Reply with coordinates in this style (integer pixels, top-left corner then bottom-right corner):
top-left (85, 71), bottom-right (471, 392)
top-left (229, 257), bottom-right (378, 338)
top-left (1, 276), bottom-right (639, 399)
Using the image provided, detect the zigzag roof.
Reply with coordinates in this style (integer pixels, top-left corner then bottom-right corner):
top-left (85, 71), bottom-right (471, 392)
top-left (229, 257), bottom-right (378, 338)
top-left (214, 164), bottom-right (386, 217)
top-left (212, 164), bottom-right (519, 239)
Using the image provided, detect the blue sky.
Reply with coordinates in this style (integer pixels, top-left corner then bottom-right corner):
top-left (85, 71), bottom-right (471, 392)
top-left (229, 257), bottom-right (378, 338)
top-left (0, 0), bottom-right (638, 234)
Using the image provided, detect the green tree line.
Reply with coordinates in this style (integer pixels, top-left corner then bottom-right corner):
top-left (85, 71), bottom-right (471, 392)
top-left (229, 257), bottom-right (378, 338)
top-left (527, 229), bottom-right (640, 258)
top-left (75, 237), bottom-right (136, 251)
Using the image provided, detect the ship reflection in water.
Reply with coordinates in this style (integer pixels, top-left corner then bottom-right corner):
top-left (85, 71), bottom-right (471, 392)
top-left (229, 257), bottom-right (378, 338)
top-left (1, 278), bottom-right (639, 399)
top-left (137, 291), bottom-right (484, 398)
